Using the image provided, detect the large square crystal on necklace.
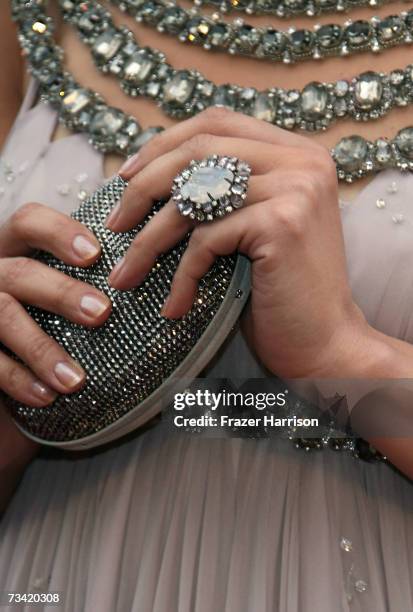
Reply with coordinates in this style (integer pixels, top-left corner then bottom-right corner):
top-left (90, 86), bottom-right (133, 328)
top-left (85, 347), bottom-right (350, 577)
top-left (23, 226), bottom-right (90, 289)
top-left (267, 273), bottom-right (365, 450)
top-left (354, 72), bottom-right (383, 109)
top-left (62, 89), bottom-right (91, 114)
top-left (91, 109), bottom-right (125, 136)
top-left (124, 53), bottom-right (154, 83)
top-left (93, 31), bottom-right (123, 61)
top-left (333, 135), bottom-right (367, 171)
top-left (163, 72), bottom-right (195, 104)
top-left (395, 127), bottom-right (413, 160)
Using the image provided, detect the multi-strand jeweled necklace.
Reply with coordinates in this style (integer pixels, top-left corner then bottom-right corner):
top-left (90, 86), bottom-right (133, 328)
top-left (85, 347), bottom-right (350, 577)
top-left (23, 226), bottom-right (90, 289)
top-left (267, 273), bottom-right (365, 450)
top-left (10, 0), bottom-right (413, 183)
top-left (190, 0), bottom-right (396, 17)
top-left (109, 0), bottom-right (413, 64)
top-left (60, 0), bottom-right (413, 130)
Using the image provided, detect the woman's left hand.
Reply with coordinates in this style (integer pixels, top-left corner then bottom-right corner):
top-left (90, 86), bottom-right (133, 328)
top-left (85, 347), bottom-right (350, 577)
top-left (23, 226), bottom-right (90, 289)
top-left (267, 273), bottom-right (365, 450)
top-left (105, 108), bottom-right (383, 378)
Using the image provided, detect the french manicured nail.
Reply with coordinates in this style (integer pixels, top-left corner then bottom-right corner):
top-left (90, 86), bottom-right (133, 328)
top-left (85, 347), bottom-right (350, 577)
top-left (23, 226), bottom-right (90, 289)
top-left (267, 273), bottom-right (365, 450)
top-left (54, 361), bottom-right (84, 390)
top-left (72, 234), bottom-right (100, 260)
top-left (105, 202), bottom-right (121, 228)
top-left (119, 152), bottom-right (140, 176)
top-left (108, 257), bottom-right (126, 286)
top-left (32, 381), bottom-right (57, 402)
top-left (80, 294), bottom-right (110, 318)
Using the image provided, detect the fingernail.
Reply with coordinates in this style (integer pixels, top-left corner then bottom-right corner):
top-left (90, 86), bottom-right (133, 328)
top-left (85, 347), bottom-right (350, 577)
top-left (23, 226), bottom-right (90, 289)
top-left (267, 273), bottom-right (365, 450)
top-left (108, 257), bottom-right (126, 286)
top-left (80, 294), bottom-right (110, 318)
top-left (72, 235), bottom-right (100, 260)
top-left (119, 152), bottom-right (140, 177)
top-left (54, 362), bottom-right (84, 390)
top-left (32, 381), bottom-right (57, 402)
top-left (105, 202), bottom-right (121, 229)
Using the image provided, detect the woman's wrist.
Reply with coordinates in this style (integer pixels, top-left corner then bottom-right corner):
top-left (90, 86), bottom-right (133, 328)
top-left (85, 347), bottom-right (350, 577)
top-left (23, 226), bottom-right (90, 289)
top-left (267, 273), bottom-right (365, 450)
top-left (0, 407), bottom-right (40, 471)
top-left (0, 432), bottom-right (38, 515)
top-left (308, 315), bottom-right (406, 379)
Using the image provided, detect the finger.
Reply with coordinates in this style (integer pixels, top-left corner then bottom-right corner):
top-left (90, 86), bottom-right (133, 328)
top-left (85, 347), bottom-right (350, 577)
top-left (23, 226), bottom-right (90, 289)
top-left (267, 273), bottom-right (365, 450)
top-left (107, 135), bottom-right (279, 232)
top-left (0, 352), bottom-right (58, 408)
top-left (108, 199), bottom-right (191, 290)
top-left (0, 293), bottom-right (85, 394)
top-left (161, 212), bottom-right (251, 319)
top-left (0, 202), bottom-right (101, 266)
top-left (0, 258), bottom-right (112, 327)
top-left (108, 175), bottom-right (267, 290)
top-left (119, 107), bottom-right (321, 179)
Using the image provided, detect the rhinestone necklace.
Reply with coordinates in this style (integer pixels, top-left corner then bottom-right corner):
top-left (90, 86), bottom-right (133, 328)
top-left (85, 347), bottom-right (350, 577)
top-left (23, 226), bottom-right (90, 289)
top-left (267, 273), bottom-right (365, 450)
top-left (109, 0), bottom-right (413, 64)
top-left (13, 1), bottom-right (162, 155)
top-left (60, 0), bottom-right (413, 134)
top-left (190, 0), bottom-right (396, 17)
top-left (11, 0), bottom-right (413, 181)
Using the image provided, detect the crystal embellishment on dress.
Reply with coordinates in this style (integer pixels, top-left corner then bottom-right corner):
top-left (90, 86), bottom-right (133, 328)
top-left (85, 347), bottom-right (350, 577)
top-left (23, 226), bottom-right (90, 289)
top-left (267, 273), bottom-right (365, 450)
top-left (340, 538), bottom-right (369, 601)
top-left (392, 213), bottom-right (405, 223)
top-left (338, 198), bottom-right (347, 208)
top-left (76, 172), bottom-right (88, 183)
top-left (355, 579), bottom-right (369, 593)
top-left (18, 160), bottom-right (29, 174)
top-left (32, 576), bottom-right (50, 590)
top-left (340, 537), bottom-right (353, 552)
top-left (386, 180), bottom-right (398, 193)
top-left (376, 198), bottom-right (386, 208)
top-left (77, 189), bottom-right (89, 201)
top-left (57, 183), bottom-right (71, 196)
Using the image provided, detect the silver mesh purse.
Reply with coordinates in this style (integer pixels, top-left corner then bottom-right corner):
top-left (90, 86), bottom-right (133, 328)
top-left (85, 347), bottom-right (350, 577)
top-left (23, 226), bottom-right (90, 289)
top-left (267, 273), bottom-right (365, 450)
top-left (7, 175), bottom-right (250, 450)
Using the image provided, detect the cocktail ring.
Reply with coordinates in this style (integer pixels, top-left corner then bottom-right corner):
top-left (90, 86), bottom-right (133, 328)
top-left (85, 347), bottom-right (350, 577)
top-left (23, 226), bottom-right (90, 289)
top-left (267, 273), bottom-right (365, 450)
top-left (171, 155), bottom-right (251, 222)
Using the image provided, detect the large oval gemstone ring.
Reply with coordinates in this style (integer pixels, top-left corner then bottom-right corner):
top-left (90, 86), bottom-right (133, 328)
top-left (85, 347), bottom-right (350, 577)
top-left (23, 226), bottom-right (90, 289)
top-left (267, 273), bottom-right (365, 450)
top-left (172, 155), bottom-right (251, 222)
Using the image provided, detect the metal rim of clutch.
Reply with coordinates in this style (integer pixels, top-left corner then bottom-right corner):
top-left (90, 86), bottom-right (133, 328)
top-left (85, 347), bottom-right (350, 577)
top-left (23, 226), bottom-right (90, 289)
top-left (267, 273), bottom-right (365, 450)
top-left (13, 254), bottom-right (251, 450)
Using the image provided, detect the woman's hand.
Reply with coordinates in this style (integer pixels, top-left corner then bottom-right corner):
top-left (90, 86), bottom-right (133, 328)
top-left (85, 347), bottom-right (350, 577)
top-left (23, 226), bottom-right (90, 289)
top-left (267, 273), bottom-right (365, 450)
top-left (106, 108), bottom-right (390, 378)
top-left (0, 202), bottom-right (112, 472)
top-left (0, 202), bottom-right (112, 403)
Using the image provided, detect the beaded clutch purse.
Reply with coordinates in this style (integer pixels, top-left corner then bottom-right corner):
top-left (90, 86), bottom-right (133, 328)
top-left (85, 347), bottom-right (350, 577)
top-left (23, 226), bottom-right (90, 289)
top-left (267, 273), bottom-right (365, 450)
top-left (7, 175), bottom-right (250, 450)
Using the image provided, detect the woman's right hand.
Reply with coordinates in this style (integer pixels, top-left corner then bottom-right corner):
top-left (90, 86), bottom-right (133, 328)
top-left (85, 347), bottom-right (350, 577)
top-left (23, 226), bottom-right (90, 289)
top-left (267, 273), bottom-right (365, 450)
top-left (0, 202), bottom-right (112, 407)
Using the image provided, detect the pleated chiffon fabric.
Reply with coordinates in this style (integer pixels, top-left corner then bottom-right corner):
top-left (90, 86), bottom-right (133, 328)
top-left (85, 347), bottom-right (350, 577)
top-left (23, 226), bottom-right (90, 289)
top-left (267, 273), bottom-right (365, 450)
top-left (0, 79), bottom-right (412, 611)
top-left (2, 428), bottom-right (413, 612)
